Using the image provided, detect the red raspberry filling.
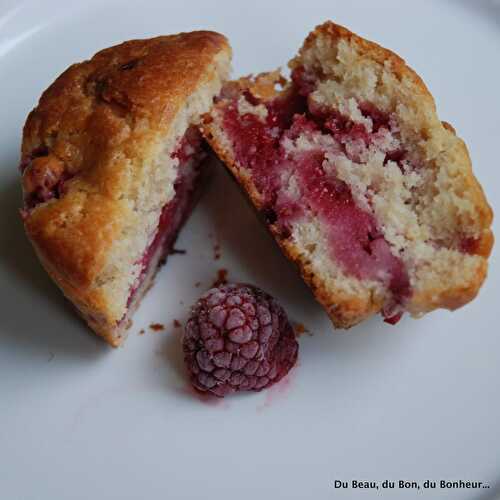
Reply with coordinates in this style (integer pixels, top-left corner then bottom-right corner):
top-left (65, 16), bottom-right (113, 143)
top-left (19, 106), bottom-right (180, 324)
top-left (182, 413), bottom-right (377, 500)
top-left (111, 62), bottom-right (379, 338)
top-left (171, 124), bottom-right (204, 163)
top-left (220, 70), bottom-right (411, 322)
top-left (183, 283), bottom-right (298, 397)
top-left (20, 152), bottom-right (73, 211)
top-left (459, 236), bottom-right (481, 255)
top-left (125, 127), bottom-right (207, 310)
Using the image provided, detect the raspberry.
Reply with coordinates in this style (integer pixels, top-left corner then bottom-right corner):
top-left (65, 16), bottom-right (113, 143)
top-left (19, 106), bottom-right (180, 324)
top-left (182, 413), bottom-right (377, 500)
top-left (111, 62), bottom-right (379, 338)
top-left (183, 283), bottom-right (298, 397)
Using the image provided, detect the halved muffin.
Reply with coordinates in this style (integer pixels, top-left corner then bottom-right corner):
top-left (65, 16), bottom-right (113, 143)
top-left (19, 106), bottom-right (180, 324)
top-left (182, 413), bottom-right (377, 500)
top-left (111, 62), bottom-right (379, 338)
top-left (203, 21), bottom-right (493, 327)
top-left (20, 31), bottom-right (231, 346)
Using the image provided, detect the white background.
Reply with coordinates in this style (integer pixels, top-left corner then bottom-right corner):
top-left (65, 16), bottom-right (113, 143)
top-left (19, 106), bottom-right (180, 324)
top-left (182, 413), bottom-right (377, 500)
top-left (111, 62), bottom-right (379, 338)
top-left (0, 1), bottom-right (499, 499)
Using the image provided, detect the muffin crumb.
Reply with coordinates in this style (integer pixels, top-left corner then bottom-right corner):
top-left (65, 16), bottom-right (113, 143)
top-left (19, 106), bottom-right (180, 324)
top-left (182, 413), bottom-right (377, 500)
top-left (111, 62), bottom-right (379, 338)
top-left (212, 268), bottom-right (228, 287)
top-left (149, 323), bottom-right (165, 332)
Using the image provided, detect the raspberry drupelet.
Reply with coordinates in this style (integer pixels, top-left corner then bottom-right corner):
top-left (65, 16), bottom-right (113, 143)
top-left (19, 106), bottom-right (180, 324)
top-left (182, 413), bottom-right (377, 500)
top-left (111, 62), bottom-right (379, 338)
top-left (183, 283), bottom-right (298, 397)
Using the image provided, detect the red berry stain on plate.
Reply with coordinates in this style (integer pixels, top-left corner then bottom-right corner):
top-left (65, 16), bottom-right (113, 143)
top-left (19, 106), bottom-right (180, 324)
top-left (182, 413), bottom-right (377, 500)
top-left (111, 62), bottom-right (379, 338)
top-left (256, 364), bottom-right (299, 412)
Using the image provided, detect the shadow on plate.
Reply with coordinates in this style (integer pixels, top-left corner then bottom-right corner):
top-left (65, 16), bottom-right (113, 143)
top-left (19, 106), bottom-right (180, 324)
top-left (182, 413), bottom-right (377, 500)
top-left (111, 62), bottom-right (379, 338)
top-left (160, 322), bottom-right (186, 384)
top-left (0, 176), bottom-right (108, 360)
top-left (475, 480), bottom-right (500, 500)
top-left (454, 0), bottom-right (500, 29)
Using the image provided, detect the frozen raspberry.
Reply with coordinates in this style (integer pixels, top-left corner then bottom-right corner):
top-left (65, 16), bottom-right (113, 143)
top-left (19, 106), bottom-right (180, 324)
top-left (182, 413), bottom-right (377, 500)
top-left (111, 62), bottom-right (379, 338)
top-left (183, 283), bottom-right (298, 397)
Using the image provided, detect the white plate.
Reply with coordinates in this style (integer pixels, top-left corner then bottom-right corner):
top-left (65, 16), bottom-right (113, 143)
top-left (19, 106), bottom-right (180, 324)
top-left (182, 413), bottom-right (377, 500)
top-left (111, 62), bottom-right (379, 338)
top-left (1, 1), bottom-right (499, 499)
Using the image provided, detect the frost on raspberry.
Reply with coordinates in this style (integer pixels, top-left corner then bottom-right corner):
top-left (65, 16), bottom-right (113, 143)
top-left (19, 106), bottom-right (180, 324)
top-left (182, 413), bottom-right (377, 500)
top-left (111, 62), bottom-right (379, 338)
top-left (182, 283), bottom-right (298, 397)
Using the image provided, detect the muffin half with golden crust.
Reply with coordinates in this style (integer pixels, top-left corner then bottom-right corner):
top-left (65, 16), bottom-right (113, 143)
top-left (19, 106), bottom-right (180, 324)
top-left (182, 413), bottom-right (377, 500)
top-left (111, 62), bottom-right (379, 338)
top-left (202, 21), bottom-right (493, 328)
top-left (20, 31), bottom-right (231, 346)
